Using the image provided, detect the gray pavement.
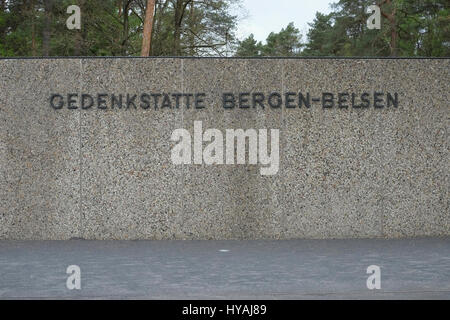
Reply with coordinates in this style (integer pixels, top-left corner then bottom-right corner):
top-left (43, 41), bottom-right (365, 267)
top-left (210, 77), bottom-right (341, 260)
top-left (0, 238), bottom-right (449, 299)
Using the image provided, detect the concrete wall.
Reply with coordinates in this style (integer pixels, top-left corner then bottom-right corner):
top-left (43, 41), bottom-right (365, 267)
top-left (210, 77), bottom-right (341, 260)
top-left (0, 57), bottom-right (448, 239)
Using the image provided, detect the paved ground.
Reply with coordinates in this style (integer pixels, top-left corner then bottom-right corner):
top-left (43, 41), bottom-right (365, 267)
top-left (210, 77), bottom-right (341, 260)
top-left (0, 238), bottom-right (449, 299)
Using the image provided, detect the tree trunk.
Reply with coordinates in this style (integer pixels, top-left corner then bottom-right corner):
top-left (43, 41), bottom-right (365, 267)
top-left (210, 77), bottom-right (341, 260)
top-left (151, 0), bottom-right (169, 55)
top-left (73, 0), bottom-right (84, 56)
top-left (30, 0), bottom-right (36, 56)
top-left (122, 1), bottom-right (130, 55)
top-left (187, 0), bottom-right (195, 55)
top-left (140, 0), bottom-right (156, 56)
top-left (42, 0), bottom-right (52, 56)
top-left (379, 0), bottom-right (398, 56)
top-left (173, 0), bottom-right (190, 56)
top-left (390, 20), bottom-right (398, 56)
top-left (0, 0), bottom-right (6, 52)
top-left (173, 1), bottom-right (183, 55)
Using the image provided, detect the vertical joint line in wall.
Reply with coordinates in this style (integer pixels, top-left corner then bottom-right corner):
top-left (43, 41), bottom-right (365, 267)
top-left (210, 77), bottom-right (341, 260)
top-left (181, 59), bottom-right (185, 231)
top-left (79, 59), bottom-right (83, 237)
top-left (281, 60), bottom-right (285, 147)
top-left (379, 113), bottom-right (384, 238)
top-left (281, 60), bottom-right (286, 232)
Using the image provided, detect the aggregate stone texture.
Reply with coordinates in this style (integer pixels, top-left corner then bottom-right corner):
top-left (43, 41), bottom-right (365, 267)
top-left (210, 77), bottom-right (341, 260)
top-left (0, 59), bottom-right (81, 239)
top-left (0, 58), bottom-right (448, 239)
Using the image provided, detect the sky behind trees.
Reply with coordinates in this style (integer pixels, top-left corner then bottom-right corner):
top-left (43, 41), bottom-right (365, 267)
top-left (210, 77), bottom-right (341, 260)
top-left (236, 0), bottom-right (449, 57)
top-left (235, 0), bottom-right (333, 43)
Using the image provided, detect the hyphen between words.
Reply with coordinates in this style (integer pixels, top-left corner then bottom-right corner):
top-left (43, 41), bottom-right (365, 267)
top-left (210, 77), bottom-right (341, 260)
top-left (49, 91), bottom-right (399, 110)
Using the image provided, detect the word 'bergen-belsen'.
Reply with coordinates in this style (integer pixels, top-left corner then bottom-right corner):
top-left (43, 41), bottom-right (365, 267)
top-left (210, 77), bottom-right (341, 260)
top-left (49, 91), bottom-right (399, 110)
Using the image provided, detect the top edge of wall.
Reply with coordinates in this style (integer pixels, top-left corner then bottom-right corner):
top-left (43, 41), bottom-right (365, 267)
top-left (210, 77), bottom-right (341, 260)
top-left (0, 56), bottom-right (449, 60)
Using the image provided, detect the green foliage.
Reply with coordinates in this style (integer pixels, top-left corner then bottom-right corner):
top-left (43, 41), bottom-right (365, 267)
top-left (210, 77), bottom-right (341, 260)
top-left (262, 22), bottom-right (302, 56)
top-left (0, 0), bottom-right (448, 57)
top-left (235, 22), bottom-right (302, 57)
top-left (235, 33), bottom-right (262, 56)
top-left (301, 12), bottom-right (338, 56)
top-left (236, 0), bottom-right (449, 57)
top-left (0, 0), bottom-right (240, 57)
top-left (302, 0), bottom-right (449, 57)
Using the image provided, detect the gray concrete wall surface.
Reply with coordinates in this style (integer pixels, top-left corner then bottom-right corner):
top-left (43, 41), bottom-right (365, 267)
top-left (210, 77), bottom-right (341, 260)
top-left (0, 57), bottom-right (448, 239)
